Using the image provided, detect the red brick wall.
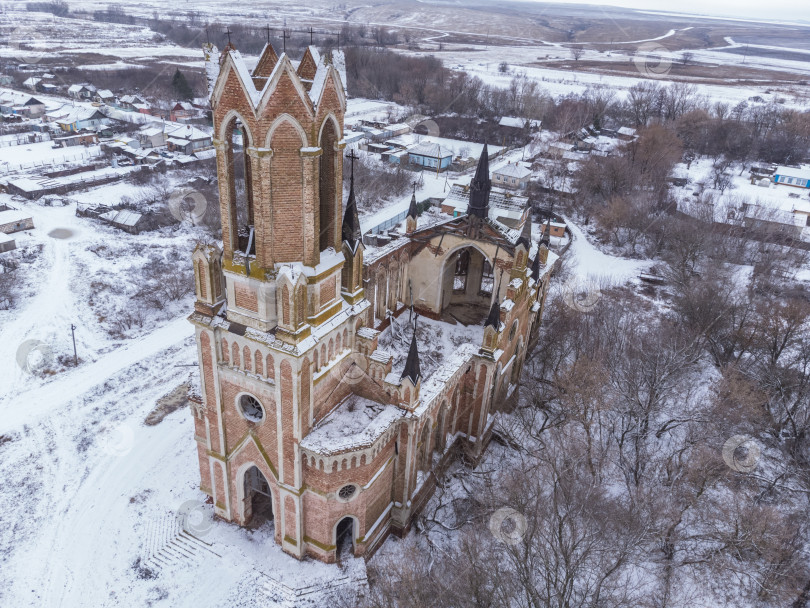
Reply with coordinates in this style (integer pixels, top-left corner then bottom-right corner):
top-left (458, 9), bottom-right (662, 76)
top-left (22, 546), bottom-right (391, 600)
top-left (270, 121), bottom-right (306, 263)
top-left (219, 376), bottom-right (278, 464)
top-left (320, 274), bottom-right (336, 307)
top-left (234, 282), bottom-right (258, 312)
top-left (301, 440), bottom-right (395, 550)
top-left (284, 495), bottom-right (297, 542)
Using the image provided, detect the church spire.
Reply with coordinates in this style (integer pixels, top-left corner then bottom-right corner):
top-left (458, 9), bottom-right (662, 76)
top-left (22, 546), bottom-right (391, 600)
top-left (484, 295), bottom-right (501, 330)
top-left (401, 317), bottom-right (422, 385)
top-left (405, 183), bottom-right (418, 234)
top-left (467, 144), bottom-right (491, 219)
top-left (531, 248), bottom-right (541, 281)
top-left (342, 151), bottom-right (361, 249)
top-left (407, 185), bottom-right (418, 220)
top-left (517, 215), bottom-right (532, 250)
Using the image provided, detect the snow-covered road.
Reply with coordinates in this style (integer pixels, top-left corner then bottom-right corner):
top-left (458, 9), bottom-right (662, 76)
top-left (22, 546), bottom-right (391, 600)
top-left (563, 218), bottom-right (650, 284)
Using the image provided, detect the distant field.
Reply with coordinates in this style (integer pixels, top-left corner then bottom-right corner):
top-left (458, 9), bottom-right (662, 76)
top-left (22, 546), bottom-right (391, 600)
top-left (717, 47), bottom-right (810, 63)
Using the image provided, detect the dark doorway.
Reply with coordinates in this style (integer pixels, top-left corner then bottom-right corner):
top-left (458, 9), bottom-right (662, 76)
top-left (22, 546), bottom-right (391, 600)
top-left (336, 517), bottom-right (354, 558)
top-left (244, 466), bottom-right (273, 528)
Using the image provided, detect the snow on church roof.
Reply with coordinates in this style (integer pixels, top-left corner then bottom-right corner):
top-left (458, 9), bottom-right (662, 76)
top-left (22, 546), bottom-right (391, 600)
top-left (308, 49), bottom-right (347, 106)
top-left (300, 395), bottom-right (401, 456)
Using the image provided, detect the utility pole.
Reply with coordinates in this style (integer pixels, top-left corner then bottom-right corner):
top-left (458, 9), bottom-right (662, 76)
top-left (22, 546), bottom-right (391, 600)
top-left (70, 323), bottom-right (77, 366)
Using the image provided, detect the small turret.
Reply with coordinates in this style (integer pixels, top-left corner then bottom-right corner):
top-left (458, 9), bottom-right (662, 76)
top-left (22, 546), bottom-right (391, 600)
top-left (401, 321), bottom-right (422, 385)
top-left (341, 154), bottom-right (362, 251)
top-left (405, 185), bottom-right (418, 234)
top-left (517, 216), bottom-right (532, 251)
top-left (530, 249), bottom-right (541, 282)
top-left (484, 295), bottom-right (501, 331)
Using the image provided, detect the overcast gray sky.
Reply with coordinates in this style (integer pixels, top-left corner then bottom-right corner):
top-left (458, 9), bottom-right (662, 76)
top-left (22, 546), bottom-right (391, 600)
top-left (520, 0), bottom-right (810, 23)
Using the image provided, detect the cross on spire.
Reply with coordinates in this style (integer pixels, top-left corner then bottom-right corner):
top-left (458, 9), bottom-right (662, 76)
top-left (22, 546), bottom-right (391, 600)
top-left (281, 28), bottom-right (290, 53)
top-left (224, 27), bottom-right (233, 46)
top-left (346, 149), bottom-right (358, 176)
top-left (264, 24), bottom-right (271, 44)
top-left (309, 26), bottom-right (314, 45)
top-left (407, 181), bottom-right (419, 220)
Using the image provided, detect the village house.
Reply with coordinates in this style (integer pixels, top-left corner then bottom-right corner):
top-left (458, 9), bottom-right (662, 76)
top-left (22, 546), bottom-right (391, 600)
top-left (164, 124), bottom-right (213, 154)
top-left (539, 218), bottom-right (567, 239)
top-left (136, 125), bottom-right (166, 148)
top-left (0, 92), bottom-right (46, 118)
top-left (408, 141), bottom-right (453, 171)
top-left (773, 166), bottom-right (810, 189)
top-left (67, 84), bottom-right (97, 100)
top-left (186, 42), bottom-right (557, 565)
top-left (99, 209), bottom-right (145, 234)
top-left (51, 131), bottom-right (99, 148)
top-left (492, 161), bottom-right (531, 190)
top-left (743, 199), bottom-right (810, 238)
top-left (169, 101), bottom-right (197, 122)
top-left (118, 94), bottom-right (146, 111)
top-left (498, 116), bottom-right (541, 131)
top-left (23, 77), bottom-right (41, 91)
top-left (0, 209), bottom-right (34, 234)
top-left (95, 89), bottom-right (116, 105)
top-left (616, 126), bottom-right (637, 141)
top-left (0, 232), bottom-right (16, 253)
top-left (54, 106), bottom-right (109, 132)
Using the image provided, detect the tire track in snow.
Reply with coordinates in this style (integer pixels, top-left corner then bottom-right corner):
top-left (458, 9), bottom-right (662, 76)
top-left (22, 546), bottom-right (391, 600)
top-left (0, 316), bottom-right (193, 434)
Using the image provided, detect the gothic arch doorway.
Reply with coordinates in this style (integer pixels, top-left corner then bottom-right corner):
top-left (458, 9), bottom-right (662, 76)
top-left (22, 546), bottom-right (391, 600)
top-left (335, 516), bottom-right (355, 558)
top-left (243, 465), bottom-right (273, 528)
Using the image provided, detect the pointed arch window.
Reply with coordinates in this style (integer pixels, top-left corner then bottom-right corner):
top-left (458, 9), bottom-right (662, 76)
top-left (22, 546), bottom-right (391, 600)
top-left (480, 259), bottom-right (494, 295)
top-left (453, 250), bottom-right (470, 292)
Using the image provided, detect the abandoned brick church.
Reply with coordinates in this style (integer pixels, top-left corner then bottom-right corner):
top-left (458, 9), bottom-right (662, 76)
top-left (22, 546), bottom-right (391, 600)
top-left (187, 41), bottom-right (557, 562)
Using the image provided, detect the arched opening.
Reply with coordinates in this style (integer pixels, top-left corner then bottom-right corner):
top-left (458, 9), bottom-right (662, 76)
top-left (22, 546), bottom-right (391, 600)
top-left (319, 118), bottom-right (339, 253)
top-left (418, 422), bottom-right (431, 473)
top-left (222, 115), bottom-right (254, 256)
top-left (243, 465), bottom-right (273, 528)
top-left (440, 245), bottom-right (493, 325)
top-left (435, 403), bottom-right (448, 453)
top-left (335, 516), bottom-right (355, 558)
top-left (511, 336), bottom-right (524, 385)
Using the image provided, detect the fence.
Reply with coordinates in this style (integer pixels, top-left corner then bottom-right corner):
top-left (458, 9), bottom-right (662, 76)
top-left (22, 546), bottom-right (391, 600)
top-left (2, 148), bottom-right (100, 173)
top-left (0, 132), bottom-right (51, 147)
top-left (368, 208), bottom-right (409, 234)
